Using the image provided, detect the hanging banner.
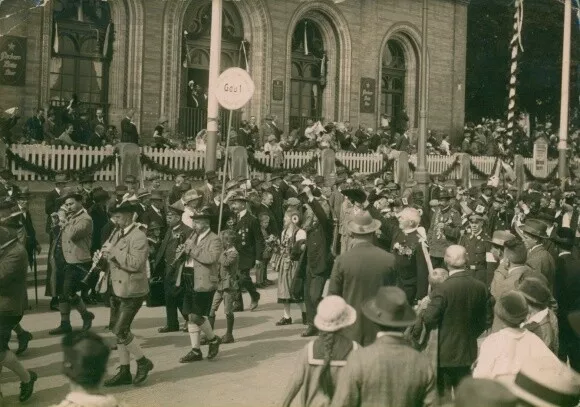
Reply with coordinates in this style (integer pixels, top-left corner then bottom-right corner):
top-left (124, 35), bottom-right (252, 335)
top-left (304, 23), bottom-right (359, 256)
top-left (360, 77), bottom-right (376, 114)
top-left (0, 36), bottom-right (27, 87)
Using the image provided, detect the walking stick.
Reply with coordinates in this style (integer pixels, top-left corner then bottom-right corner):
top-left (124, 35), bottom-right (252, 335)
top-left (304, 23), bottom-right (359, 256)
top-left (33, 250), bottom-right (38, 307)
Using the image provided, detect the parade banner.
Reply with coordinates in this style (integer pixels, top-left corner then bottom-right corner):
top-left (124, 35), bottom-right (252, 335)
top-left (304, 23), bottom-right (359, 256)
top-left (0, 36), bottom-right (27, 87)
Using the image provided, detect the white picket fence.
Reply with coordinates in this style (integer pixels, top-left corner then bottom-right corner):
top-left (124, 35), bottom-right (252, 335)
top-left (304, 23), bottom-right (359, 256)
top-left (7, 144), bottom-right (560, 182)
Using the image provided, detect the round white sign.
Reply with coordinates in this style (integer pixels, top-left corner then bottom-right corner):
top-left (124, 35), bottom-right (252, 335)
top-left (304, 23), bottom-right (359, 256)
top-left (215, 68), bottom-right (255, 110)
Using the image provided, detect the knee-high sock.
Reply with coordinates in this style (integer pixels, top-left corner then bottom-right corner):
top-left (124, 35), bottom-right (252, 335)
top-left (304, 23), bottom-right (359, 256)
top-left (125, 340), bottom-right (144, 360)
top-left (283, 303), bottom-right (291, 319)
top-left (187, 323), bottom-right (201, 349)
top-left (0, 351), bottom-right (30, 383)
top-left (117, 344), bottom-right (130, 365)
top-left (60, 301), bottom-right (71, 322)
top-left (199, 320), bottom-right (215, 341)
top-left (74, 297), bottom-right (90, 318)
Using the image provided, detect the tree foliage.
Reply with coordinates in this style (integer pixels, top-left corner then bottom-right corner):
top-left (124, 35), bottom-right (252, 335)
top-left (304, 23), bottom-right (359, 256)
top-left (466, 0), bottom-right (579, 123)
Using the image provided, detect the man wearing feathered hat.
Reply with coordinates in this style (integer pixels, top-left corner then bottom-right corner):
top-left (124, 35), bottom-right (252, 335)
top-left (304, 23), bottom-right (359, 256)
top-left (48, 187), bottom-right (95, 337)
top-left (102, 200), bottom-right (154, 387)
top-left (178, 208), bottom-right (222, 363)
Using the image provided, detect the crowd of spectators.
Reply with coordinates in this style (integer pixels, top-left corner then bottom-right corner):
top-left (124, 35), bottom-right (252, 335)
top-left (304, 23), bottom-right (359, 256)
top-left (1, 98), bottom-right (579, 161)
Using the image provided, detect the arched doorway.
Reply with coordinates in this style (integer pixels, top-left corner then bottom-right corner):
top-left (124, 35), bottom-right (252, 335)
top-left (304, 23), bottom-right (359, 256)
top-left (289, 19), bottom-right (325, 131)
top-left (179, 1), bottom-right (245, 138)
top-left (381, 40), bottom-right (406, 124)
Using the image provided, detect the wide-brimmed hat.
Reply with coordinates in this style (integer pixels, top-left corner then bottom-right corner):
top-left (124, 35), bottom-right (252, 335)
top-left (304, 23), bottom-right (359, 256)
top-left (314, 296), bottom-right (357, 333)
top-left (168, 200), bottom-right (185, 214)
top-left (137, 188), bottom-right (151, 200)
top-left (454, 378), bottom-right (517, 407)
top-left (61, 186), bottom-right (84, 202)
top-left (54, 173), bottom-right (69, 185)
top-left (505, 360), bottom-right (580, 407)
top-left (182, 189), bottom-right (201, 204)
top-left (150, 190), bottom-right (164, 201)
top-left (551, 227), bottom-right (575, 249)
top-left (79, 174), bottom-right (94, 184)
top-left (519, 277), bottom-right (551, 308)
top-left (362, 286), bottom-right (416, 328)
top-left (229, 192), bottom-right (248, 202)
top-left (288, 174), bottom-right (303, 184)
top-left (115, 185), bottom-right (129, 196)
top-left (347, 211), bottom-right (381, 235)
top-left (520, 219), bottom-right (548, 239)
top-left (190, 208), bottom-right (212, 221)
top-left (205, 170), bottom-right (217, 181)
top-left (342, 188), bottom-right (366, 204)
top-left (487, 230), bottom-right (516, 247)
top-left (92, 189), bottom-right (110, 203)
top-left (110, 201), bottom-right (140, 214)
top-left (494, 291), bottom-right (529, 327)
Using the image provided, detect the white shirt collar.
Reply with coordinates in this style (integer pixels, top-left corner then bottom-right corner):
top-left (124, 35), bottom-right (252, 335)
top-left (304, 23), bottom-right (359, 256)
top-left (530, 244), bottom-right (543, 252)
top-left (448, 269), bottom-right (464, 277)
top-left (402, 227), bottom-right (418, 235)
top-left (55, 187), bottom-right (61, 194)
top-left (377, 331), bottom-right (404, 339)
top-left (238, 209), bottom-right (247, 219)
top-left (523, 308), bottom-right (549, 326)
top-left (123, 223), bottom-right (136, 235)
top-left (559, 251), bottom-right (571, 257)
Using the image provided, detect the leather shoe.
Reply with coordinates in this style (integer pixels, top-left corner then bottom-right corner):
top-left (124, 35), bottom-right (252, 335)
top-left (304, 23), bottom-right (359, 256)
top-left (207, 336), bottom-right (221, 360)
top-left (16, 331), bottom-right (33, 355)
top-left (180, 348), bottom-right (203, 363)
top-left (49, 323), bottom-right (72, 336)
top-left (19, 370), bottom-right (37, 402)
top-left (301, 326), bottom-right (319, 337)
top-left (82, 312), bottom-right (95, 331)
top-left (158, 326), bottom-right (179, 333)
top-left (104, 365), bottom-right (132, 387)
top-left (275, 317), bottom-right (292, 326)
top-left (221, 333), bottom-right (234, 344)
top-left (133, 357), bottom-right (154, 385)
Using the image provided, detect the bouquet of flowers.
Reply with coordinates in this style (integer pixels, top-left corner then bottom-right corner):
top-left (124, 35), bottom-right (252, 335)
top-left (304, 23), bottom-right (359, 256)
top-left (393, 242), bottom-right (413, 257)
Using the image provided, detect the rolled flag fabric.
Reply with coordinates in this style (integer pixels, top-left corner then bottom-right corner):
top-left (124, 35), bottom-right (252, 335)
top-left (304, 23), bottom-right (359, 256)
top-left (304, 21), bottom-right (309, 55)
top-left (102, 22), bottom-right (111, 58)
top-left (53, 21), bottom-right (59, 53)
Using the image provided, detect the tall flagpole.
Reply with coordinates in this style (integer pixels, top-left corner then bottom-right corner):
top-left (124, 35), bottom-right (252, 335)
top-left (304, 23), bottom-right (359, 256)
top-left (206, 0), bottom-right (223, 171)
top-left (415, 0), bottom-right (429, 198)
top-left (558, 0), bottom-right (572, 183)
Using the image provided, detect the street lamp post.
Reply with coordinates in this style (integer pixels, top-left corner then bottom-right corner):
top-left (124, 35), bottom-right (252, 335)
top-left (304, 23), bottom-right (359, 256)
top-left (415, 0), bottom-right (429, 197)
top-left (205, 0), bottom-right (223, 172)
top-left (558, 0), bottom-right (571, 182)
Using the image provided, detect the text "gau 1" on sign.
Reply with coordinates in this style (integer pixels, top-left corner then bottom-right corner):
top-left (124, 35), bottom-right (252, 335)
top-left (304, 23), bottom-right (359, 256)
top-left (215, 67), bottom-right (255, 111)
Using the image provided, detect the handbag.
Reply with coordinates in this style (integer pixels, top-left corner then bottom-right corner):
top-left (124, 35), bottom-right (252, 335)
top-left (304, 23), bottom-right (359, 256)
top-left (146, 277), bottom-right (165, 307)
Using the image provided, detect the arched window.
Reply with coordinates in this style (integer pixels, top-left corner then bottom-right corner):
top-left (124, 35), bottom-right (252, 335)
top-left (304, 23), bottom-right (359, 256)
top-left (50, 0), bottom-right (111, 117)
top-left (381, 40), bottom-right (406, 122)
top-left (180, 0), bottom-right (245, 137)
top-left (290, 19), bottom-right (325, 130)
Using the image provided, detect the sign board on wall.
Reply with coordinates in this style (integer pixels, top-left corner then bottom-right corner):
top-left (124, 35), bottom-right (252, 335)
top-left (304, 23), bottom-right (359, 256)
top-left (359, 77), bottom-right (376, 114)
top-left (533, 136), bottom-right (548, 177)
top-left (272, 80), bottom-right (284, 101)
top-left (0, 36), bottom-right (27, 87)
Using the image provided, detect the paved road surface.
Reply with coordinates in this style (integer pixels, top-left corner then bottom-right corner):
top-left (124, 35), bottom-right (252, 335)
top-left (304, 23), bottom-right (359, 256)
top-left (1, 276), bottom-right (308, 407)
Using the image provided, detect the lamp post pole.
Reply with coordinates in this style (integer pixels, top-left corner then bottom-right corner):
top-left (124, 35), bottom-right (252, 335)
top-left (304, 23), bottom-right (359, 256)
top-left (416, 0), bottom-right (429, 197)
top-left (205, 0), bottom-right (223, 171)
top-left (558, 0), bottom-right (572, 183)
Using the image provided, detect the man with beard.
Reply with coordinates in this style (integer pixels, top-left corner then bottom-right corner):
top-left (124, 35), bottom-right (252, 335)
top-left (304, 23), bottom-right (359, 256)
top-left (229, 193), bottom-right (264, 311)
top-left (390, 207), bottom-right (430, 304)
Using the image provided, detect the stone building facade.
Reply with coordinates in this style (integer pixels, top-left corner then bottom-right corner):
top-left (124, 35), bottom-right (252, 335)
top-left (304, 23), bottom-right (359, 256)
top-left (0, 0), bottom-right (468, 142)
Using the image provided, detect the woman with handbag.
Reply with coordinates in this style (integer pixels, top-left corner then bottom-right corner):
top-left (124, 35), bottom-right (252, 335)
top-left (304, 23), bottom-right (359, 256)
top-left (274, 208), bottom-right (307, 326)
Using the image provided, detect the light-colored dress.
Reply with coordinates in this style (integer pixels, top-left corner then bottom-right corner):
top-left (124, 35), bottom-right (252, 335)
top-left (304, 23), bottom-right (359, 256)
top-left (275, 226), bottom-right (306, 303)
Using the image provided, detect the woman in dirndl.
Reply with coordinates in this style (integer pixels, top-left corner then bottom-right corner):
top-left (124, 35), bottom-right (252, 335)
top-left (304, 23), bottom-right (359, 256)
top-left (274, 208), bottom-right (307, 326)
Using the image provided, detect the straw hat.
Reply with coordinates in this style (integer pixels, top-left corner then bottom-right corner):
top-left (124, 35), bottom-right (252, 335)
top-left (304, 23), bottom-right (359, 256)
top-left (314, 296), bottom-right (357, 333)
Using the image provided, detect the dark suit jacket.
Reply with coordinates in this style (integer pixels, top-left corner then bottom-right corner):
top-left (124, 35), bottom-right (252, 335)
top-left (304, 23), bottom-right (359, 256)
top-left (554, 252), bottom-right (580, 316)
top-left (19, 210), bottom-right (37, 266)
top-left (234, 211), bottom-right (264, 271)
top-left (257, 204), bottom-right (279, 236)
top-left (141, 205), bottom-right (166, 231)
top-left (304, 198), bottom-right (332, 277)
top-left (268, 187), bottom-right (284, 231)
top-left (120, 117), bottom-right (139, 144)
top-left (89, 204), bottom-right (109, 254)
top-left (422, 271), bottom-right (489, 367)
top-left (45, 188), bottom-right (61, 233)
top-left (154, 223), bottom-right (192, 286)
top-left (329, 241), bottom-right (396, 346)
top-left (207, 201), bottom-right (232, 234)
